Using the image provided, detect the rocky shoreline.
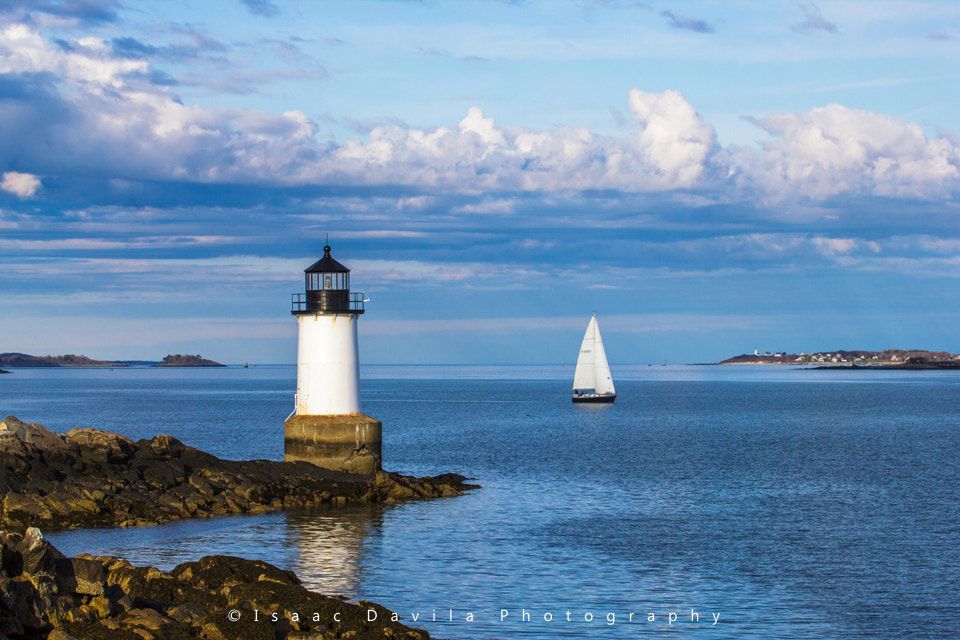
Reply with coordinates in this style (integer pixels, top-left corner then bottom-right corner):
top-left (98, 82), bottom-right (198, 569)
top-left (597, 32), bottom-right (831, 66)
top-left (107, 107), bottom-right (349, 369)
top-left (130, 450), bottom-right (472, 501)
top-left (1, 527), bottom-right (431, 639)
top-left (0, 416), bottom-right (478, 530)
top-left (0, 416), bottom-right (479, 638)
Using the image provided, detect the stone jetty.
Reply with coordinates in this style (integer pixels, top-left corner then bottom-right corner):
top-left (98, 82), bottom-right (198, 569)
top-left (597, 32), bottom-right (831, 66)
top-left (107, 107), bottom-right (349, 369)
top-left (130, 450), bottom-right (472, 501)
top-left (0, 416), bottom-right (478, 530)
top-left (0, 527), bottom-right (430, 639)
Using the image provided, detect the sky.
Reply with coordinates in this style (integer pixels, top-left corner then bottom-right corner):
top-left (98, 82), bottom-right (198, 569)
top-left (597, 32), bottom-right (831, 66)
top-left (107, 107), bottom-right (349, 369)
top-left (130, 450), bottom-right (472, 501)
top-left (1, 0), bottom-right (960, 365)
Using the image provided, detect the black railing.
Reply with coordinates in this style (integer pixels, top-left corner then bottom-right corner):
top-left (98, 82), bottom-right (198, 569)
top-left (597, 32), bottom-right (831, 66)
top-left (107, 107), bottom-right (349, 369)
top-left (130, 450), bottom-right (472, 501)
top-left (291, 292), bottom-right (365, 315)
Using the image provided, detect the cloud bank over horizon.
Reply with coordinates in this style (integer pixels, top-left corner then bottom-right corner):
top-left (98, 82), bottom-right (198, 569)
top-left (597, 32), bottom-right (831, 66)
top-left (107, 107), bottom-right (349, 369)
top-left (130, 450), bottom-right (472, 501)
top-left (2, 22), bottom-right (959, 207)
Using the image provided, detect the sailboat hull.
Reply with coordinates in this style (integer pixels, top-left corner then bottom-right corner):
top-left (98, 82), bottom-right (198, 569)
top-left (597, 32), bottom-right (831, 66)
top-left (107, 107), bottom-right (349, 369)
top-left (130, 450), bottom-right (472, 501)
top-left (572, 393), bottom-right (616, 404)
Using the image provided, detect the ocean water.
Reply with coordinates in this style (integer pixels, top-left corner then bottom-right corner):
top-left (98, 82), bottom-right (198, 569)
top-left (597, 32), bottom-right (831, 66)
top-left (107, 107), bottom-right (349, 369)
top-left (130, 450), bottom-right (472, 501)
top-left (3, 364), bottom-right (960, 639)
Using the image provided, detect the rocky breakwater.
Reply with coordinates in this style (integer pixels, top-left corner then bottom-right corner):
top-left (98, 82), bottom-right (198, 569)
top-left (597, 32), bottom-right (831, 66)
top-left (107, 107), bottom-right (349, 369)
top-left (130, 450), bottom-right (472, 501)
top-left (0, 527), bottom-right (430, 639)
top-left (0, 416), bottom-right (477, 531)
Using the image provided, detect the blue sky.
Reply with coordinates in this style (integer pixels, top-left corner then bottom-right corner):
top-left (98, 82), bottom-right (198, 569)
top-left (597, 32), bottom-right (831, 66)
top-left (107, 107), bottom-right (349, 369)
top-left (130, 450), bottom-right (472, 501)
top-left (2, 0), bottom-right (960, 365)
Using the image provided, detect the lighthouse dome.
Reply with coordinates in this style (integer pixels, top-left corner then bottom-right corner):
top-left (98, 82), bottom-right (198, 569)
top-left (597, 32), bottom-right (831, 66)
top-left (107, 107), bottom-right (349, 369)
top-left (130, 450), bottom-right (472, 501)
top-left (305, 245), bottom-right (350, 292)
top-left (293, 244), bottom-right (364, 315)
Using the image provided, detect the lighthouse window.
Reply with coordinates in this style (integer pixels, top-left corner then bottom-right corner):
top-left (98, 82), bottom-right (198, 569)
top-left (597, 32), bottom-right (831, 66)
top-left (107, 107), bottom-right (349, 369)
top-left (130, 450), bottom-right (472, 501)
top-left (304, 271), bottom-right (350, 291)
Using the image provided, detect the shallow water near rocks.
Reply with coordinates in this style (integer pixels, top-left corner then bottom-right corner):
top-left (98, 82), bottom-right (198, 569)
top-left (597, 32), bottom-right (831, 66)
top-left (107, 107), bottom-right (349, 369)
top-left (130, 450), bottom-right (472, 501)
top-left (5, 364), bottom-right (960, 639)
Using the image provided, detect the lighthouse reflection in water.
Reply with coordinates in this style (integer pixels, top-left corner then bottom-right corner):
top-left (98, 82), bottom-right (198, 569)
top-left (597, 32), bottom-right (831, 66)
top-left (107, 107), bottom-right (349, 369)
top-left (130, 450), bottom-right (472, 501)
top-left (283, 505), bottom-right (385, 597)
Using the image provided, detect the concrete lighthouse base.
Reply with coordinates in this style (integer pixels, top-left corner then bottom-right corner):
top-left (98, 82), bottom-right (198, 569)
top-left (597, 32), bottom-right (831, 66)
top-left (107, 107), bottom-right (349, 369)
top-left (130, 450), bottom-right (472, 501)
top-left (283, 414), bottom-right (382, 476)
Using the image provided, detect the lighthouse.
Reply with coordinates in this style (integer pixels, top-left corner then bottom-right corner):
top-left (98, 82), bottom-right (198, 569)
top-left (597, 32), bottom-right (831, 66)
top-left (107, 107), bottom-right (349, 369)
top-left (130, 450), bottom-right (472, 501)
top-left (284, 244), bottom-right (382, 475)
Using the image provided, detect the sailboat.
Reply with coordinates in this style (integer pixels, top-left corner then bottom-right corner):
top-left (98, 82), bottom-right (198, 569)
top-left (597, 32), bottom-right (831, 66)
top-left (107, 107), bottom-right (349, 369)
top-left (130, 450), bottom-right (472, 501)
top-left (572, 313), bottom-right (616, 403)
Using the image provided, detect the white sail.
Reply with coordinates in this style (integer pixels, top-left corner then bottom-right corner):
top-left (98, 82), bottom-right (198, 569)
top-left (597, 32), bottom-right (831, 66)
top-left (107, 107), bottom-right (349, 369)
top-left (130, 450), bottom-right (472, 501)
top-left (592, 319), bottom-right (615, 395)
top-left (572, 314), bottom-right (616, 395)
top-left (572, 315), bottom-right (597, 390)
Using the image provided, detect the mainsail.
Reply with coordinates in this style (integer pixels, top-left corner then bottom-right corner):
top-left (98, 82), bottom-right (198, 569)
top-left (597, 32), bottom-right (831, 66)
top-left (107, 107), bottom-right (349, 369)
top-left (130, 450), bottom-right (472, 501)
top-left (572, 314), bottom-right (616, 395)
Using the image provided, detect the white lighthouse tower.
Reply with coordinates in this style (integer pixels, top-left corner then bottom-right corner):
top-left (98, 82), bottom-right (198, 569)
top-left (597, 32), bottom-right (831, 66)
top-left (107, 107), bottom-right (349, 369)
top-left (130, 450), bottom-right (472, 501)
top-left (284, 244), bottom-right (381, 475)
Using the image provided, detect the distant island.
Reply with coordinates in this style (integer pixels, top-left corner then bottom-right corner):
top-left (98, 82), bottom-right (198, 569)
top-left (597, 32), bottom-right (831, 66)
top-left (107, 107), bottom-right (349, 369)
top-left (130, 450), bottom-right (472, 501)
top-left (0, 352), bottom-right (225, 367)
top-left (0, 353), bottom-right (124, 367)
top-left (153, 354), bottom-right (225, 367)
top-left (719, 349), bottom-right (960, 369)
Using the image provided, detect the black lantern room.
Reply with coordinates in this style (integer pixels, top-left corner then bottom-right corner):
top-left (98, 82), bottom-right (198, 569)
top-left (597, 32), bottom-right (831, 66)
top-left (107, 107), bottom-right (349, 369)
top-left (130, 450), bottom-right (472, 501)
top-left (292, 245), bottom-right (365, 315)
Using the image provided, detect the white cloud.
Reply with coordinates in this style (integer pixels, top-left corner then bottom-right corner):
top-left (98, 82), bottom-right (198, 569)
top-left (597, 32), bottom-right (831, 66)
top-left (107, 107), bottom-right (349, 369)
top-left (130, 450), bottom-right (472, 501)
top-left (396, 196), bottom-right (434, 210)
top-left (453, 199), bottom-right (516, 215)
top-left (0, 24), bottom-right (320, 185)
top-left (811, 237), bottom-right (858, 256)
top-left (519, 238), bottom-right (554, 250)
top-left (663, 233), bottom-right (891, 264)
top-left (0, 172), bottom-right (41, 198)
top-left (628, 88), bottom-right (717, 188)
top-left (1, 24), bottom-right (727, 194)
top-left (911, 236), bottom-right (960, 254)
top-left (459, 107), bottom-right (507, 148)
top-left (0, 25), bottom-right (146, 87)
top-left (734, 103), bottom-right (960, 200)
top-left (330, 96), bottom-right (720, 192)
top-left (3, 23), bottom-right (960, 206)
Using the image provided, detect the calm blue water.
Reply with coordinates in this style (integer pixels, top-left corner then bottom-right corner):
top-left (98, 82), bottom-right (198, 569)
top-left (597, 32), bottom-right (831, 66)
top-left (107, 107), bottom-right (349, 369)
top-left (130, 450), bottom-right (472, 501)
top-left (3, 365), bottom-right (960, 639)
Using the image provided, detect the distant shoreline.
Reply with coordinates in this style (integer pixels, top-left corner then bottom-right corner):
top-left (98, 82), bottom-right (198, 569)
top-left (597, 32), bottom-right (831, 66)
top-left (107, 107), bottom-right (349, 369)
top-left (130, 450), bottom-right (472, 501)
top-left (717, 349), bottom-right (960, 369)
top-left (0, 352), bottom-right (224, 368)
